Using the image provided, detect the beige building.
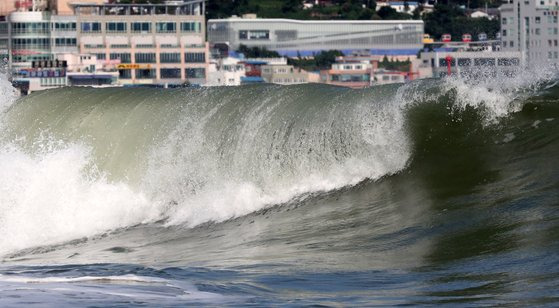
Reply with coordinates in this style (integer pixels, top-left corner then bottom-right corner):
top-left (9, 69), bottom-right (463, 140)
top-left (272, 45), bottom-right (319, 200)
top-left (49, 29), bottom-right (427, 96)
top-left (261, 64), bottom-right (308, 85)
top-left (73, 1), bottom-right (208, 85)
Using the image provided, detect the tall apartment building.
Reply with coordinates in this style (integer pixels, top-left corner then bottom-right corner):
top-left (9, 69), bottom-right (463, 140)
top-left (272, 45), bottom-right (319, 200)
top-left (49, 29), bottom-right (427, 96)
top-left (73, 1), bottom-right (208, 85)
top-left (500, 0), bottom-right (559, 63)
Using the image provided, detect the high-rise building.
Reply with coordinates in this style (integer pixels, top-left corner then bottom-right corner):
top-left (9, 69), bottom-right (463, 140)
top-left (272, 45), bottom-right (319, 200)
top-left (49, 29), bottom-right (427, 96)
top-left (500, 0), bottom-right (559, 63)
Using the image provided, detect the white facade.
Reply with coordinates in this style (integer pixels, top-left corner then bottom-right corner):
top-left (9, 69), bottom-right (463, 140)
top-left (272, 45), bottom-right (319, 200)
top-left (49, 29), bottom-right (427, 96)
top-left (207, 57), bottom-right (245, 86)
top-left (208, 17), bottom-right (424, 57)
top-left (500, 0), bottom-right (559, 64)
top-left (420, 50), bottom-right (524, 78)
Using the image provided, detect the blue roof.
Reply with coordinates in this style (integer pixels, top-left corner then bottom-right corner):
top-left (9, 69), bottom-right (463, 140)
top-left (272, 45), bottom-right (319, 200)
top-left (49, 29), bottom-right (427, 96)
top-left (241, 76), bottom-right (264, 83)
top-left (244, 60), bottom-right (268, 65)
top-left (276, 49), bottom-right (420, 57)
top-left (68, 75), bottom-right (113, 79)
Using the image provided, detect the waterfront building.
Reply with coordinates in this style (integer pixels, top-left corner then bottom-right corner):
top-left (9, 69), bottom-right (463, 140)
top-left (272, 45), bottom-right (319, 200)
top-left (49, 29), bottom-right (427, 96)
top-left (207, 16), bottom-right (424, 57)
top-left (372, 69), bottom-right (408, 85)
top-left (320, 61), bottom-right (373, 88)
top-left (260, 64), bottom-right (308, 85)
top-left (12, 53), bottom-right (118, 94)
top-left (72, 1), bottom-right (208, 86)
top-left (206, 57), bottom-right (246, 86)
top-left (420, 49), bottom-right (524, 78)
top-left (500, 0), bottom-right (559, 64)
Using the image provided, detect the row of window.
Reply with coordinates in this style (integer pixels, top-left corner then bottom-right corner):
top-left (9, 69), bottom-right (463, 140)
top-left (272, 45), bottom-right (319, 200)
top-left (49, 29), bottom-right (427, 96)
top-left (55, 38), bottom-right (77, 47)
top-left (439, 58), bottom-right (520, 67)
top-left (503, 15), bottom-right (558, 25)
top-left (118, 68), bottom-right (205, 79)
top-left (103, 52), bottom-right (205, 63)
top-left (81, 22), bottom-right (202, 33)
top-left (11, 22), bottom-right (78, 33)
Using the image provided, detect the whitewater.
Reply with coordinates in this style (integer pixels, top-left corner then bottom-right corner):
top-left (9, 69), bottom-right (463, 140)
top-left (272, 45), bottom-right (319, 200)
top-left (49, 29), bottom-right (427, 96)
top-left (0, 67), bottom-right (558, 306)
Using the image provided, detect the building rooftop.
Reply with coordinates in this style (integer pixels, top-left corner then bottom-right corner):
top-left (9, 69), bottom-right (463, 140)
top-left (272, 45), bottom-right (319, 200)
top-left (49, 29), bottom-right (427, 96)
top-left (209, 18), bottom-right (422, 24)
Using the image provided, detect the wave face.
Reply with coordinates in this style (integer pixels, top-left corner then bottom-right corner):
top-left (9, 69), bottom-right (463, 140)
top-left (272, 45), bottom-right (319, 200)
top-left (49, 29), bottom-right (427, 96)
top-left (1, 69), bottom-right (559, 305)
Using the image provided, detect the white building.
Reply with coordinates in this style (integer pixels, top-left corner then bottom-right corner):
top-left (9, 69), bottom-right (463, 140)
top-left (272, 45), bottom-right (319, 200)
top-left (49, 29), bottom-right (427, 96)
top-left (208, 16), bottom-right (424, 57)
top-left (500, 0), bottom-right (559, 64)
top-left (420, 49), bottom-right (524, 78)
top-left (260, 64), bottom-right (308, 85)
top-left (206, 57), bottom-right (245, 86)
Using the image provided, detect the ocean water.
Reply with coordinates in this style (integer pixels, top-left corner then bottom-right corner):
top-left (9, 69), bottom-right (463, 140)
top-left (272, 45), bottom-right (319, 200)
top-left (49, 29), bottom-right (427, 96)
top-left (0, 69), bottom-right (558, 306)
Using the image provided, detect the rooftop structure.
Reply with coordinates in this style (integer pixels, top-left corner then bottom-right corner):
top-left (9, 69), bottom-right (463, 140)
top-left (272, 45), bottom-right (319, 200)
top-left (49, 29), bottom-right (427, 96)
top-left (208, 17), bottom-right (424, 57)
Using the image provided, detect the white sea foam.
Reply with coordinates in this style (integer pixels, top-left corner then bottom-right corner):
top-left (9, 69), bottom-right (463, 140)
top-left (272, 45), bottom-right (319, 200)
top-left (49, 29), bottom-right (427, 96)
top-left (0, 144), bottom-right (161, 255)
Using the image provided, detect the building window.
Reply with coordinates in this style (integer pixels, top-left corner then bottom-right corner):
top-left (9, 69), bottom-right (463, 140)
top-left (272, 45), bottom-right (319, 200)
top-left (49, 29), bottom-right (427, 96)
top-left (185, 68), bottom-right (205, 78)
top-left (119, 69), bottom-right (131, 79)
top-left (536, 16), bottom-right (541, 24)
top-left (136, 69), bottom-right (156, 79)
top-left (106, 22), bottom-right (127, 33)
top-left (55, 38), bottom-right (77, 47)
top-left (156, 22), bottom-right (176, 33)
top-left (132, 22), bottom-right (151, 33)
top-left (535, 28), bottom-right (541, 35)
top-left (502, 18), bottom-right (507, 25)
top-left (135, 53), bottom-right (156, 63)
top-left (181, 22), bottom-right (200, 32)
top-left (160, 68), bottom-right (181, 79)
top-left (81, 22), bottom-right (101, 33)
top-left (474, 58), bottom-right (496, 66)
top-left (12, 22), bottom-right (50, 34)
top-left (502, 29), bottom-right (507, 36)
top-left (54, 22), bottom-right (76, 31)
top-left (457, 58), bottom-right (471, 66)
top-left (95, 53), bottom-right (106, 60)
top-left (184, 52), bottom-right (205, 63)
top-left (110, 53), bottom-right (131, 63)
top-left (160, 53), bottom-right (181, 63)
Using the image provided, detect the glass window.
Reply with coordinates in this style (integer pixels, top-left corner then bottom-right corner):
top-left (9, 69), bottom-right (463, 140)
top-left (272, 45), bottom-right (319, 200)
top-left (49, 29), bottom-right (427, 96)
top-left (119, 69), bottom-right (131, 79)
top-left (160, 68), bottom-right (181, 79)
top-left (160, 53), bottom-right (181, 63)
top-left (132, 22), bottom-right (151, 33)
top-left (184, 53), bottom-right (205, 63)
top-left (474, 58), bottom-right (496, 66)
top-left (180, 22), bottom-right (200, 32)
top-left (110, 53), bottom-right (131, 63)
top-left (135, 53), bottom-right (156, 63)
top-left (106, 22), bottom-right (127, 33)
top-left (156, 22), bottom-right (176, 33)
top-left (81, 22), bottom-right (101, 32)
top-left (135, 69), bottom-right (156, 79)
top-left (185, 68), bottom-right (205, 78)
